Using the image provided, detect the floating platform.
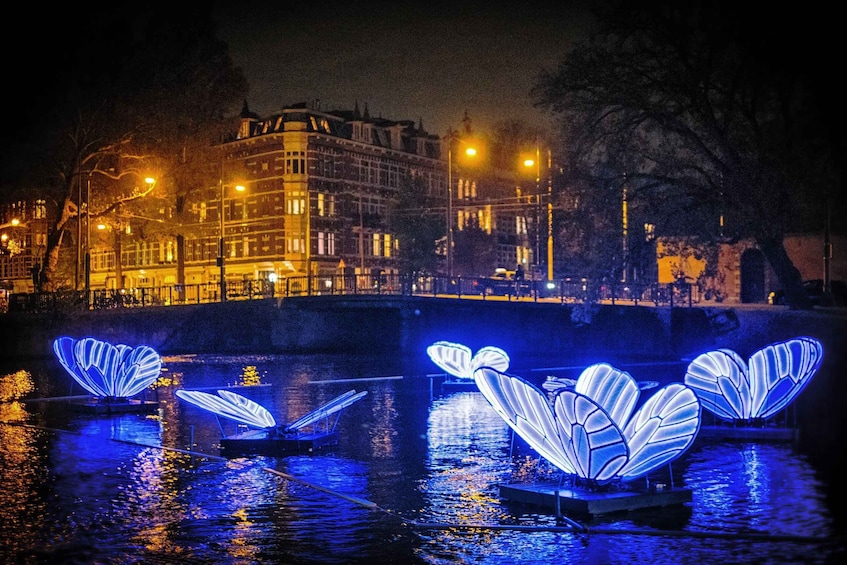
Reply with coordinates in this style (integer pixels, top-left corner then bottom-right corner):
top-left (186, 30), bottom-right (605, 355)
top-left (441, 379), bottom-right (479, 392)
top-left (66, 399), bottom-right (160, 415)
top-left (696, 424), bottom-right (799, 442)
top-left (220, 428), bottom-right (339, 457)
top-left (186, 383), bottom-right (273, 392)
top-left (498, 481), bottom-right (692, 517)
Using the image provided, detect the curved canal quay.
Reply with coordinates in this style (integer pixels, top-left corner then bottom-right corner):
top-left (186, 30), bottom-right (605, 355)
top-left (1, 296), bottom-right (846, 563)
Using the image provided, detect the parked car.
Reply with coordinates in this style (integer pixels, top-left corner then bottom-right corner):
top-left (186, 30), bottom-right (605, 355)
top-left (768, 279), bottom-right (847, 306)
top-left (472, 268), bottom-right (531, 296)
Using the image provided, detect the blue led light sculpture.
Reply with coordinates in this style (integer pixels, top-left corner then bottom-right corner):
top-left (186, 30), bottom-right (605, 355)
top-left (475, 363), bottom-right (701, 485)
top-left (53, 336), bottom-right (162, 400)
top-left (426, 341), bottom-right (509, 380)
top-left (684, 336), bottom-right (823, 423)
top-left (175, 388), bottom-right (367, 434)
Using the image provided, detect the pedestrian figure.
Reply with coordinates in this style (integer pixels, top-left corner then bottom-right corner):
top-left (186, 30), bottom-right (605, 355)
top-left (514, 264), bottom-right (524, 296)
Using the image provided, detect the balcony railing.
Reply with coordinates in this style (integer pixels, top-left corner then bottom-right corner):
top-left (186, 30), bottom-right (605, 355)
top-left (2, 274), bottom-right (705, 314)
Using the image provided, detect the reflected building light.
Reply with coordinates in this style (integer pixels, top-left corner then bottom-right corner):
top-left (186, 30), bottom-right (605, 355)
top-left (475, 363), bottom-right (701, 485)
top-left (426, 341), bottom-right (510, 380)
top-left (425, 392), bottom-right (513, 526)
top-left (53, 337), bottom-right (162, 399)
top-left (684, 337), bottom-right (823, 423)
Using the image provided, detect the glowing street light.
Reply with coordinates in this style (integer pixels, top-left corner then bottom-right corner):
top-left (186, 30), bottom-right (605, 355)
top-left (87, 176), bottom-right (156, 298)
top-left (446, 140), bottom-right (478, 278)
top-left (218, 180), bottom-right (245, 301)
top-left (522, 146), bottom-right (554, 281)
top-left (1, 219), bottom-right (23, 256)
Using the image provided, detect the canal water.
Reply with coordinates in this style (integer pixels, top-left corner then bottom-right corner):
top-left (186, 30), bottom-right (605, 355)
top-left (1, 352), bottom-right (844, 564)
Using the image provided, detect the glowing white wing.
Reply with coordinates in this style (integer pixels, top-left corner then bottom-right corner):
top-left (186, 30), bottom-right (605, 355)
top-left (748, 337), bottom-right (823, 419)
top-left (284, 390), bottom-right (368, 432)
top-left (473, 346), bottom-right (511, 372)
top-left (618, 383), bottom-right (701, 481)
top-left (553, 390), bottom-right (629, 482)
top-left (574, 363), bottom-right (640, 427)
top-left (475, 367), bottom-right (576, 474)
top-left (685, 337), bottom-right (823, 421)
top-left (684, 348), bottom-right (749, 419)
top-left (427, 341), bottom-right (509, 380)
top-left (53, 336), bottom-right (162, 398)
top-left (476, 366), bottom-right (702, 484)
top-left (175, 389), bottom-right (276, 428)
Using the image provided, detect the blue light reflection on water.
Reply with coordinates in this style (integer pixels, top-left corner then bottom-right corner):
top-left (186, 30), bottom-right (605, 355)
top-left (0, 354), bottom-right (845, 564)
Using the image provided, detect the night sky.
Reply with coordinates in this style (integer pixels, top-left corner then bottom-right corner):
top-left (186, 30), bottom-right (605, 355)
top-left (2, 2), bottom-right (841, 187)
top-left (211, 0), bottom-right (597, 136)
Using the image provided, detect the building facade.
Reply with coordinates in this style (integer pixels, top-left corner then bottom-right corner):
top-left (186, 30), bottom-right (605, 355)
top-left (95, 102), bottom-right (450, 295)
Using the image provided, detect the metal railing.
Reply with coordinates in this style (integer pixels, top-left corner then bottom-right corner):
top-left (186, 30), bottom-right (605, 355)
top-left (3, 274), bottom-right (704, 314)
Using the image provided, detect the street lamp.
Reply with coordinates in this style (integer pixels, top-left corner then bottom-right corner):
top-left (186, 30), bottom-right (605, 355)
top-left (83, 173), bottom-right (92, 301)
top-left (218, 180), bottom-right (245, 301)
top-left (446, 141), bottom-right (477, 278)
top-left (523, 147), bottom-right (554, 281)
top-left (87, 176), bottom-right (156, 298)
top-left (0, 219), bottom-right (22, 255)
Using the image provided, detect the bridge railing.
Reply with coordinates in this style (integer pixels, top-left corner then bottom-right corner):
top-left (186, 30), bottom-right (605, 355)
top-left (3, 274), bottom-right (703, 314)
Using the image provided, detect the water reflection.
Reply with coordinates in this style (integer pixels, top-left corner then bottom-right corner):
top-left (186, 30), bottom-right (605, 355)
top-left (1, 357), bottom-right (845, 564)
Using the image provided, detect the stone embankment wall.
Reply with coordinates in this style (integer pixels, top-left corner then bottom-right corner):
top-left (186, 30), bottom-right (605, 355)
top-left (2, 295), bottom-right (843, 366)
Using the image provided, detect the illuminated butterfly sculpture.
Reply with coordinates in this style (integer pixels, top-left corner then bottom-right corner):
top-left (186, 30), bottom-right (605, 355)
top-left (426, 341), bottom-right (510, 380)
top-left (175, 388), bottom-right (367, 436)
top-left (53, 336), bottom-right (162, 400)
top-left (474, 363), bottom-right (701, 486)
top-left (684, 336), bottom-right (823, 424)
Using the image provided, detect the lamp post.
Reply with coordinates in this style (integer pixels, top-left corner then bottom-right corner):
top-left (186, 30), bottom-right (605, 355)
top-left (545, 148), bottom-right (553, 281)
top-left (523, 145), bottom-right (554, 281)
top-left (218, 179), bottom-right (245, 302)
top-left (447, 147), bottom-right (454, 278)
top-left (446, 138), bottom-right (477, 278)
top-left (83, 173), bottom-right (91, 303)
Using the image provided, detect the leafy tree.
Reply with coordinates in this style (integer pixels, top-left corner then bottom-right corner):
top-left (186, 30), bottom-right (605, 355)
top-left (453, 219), bottom-right (496, 277)
top-left (533, 2), bottom-right (844, 308)
top-left (389, 175), bottom-right (445, 276)
top-left (1, 5), bottom-right (246, 291)
top-left (487, 119), bottom-right (546, 173)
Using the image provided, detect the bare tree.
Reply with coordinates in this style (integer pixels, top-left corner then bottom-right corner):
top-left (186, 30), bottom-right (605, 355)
top-left (533, 2), bottom-right (843, 308)
top-left (2, 5), bottom-right (246, 291)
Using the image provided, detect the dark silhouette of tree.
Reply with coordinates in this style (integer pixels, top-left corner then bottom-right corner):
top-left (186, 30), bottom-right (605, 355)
top-left (1, 5), bottom-right (246, 291)
top-left (453, 219), bottom-right (496, 277)
top-left (533, 1), bottom-right (844, 308)
top-left (389, 175), bottom-right (445, 276)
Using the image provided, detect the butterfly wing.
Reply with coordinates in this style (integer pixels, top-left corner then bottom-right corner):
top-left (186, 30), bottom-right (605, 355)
top-left (574, 363), bottom-right (640, 426)
top-left (471, 346), bottom-right (510, 373)
top-left (684, 348), bottom-right (750, 420)
top-left (113, 344), bottom-right (162, 398)
top-left (54, 337), bottom-right (101, 396)
top-left (553, 390), bottom-right (628, 483)
top-left (618, 383), bottom-right (701, 481)
top-left (175, 389), bottom-right (276, 428)
top-left (54, 337), bottom-right (120, 397)
top-left (475, 367), bottom-right (576, 474)
top-left (427, 341), bottom-right (474, 379)
top-left (284, 390), bottom-right (367, 432)
top-left (748, 337), bottom-right (823, 419)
